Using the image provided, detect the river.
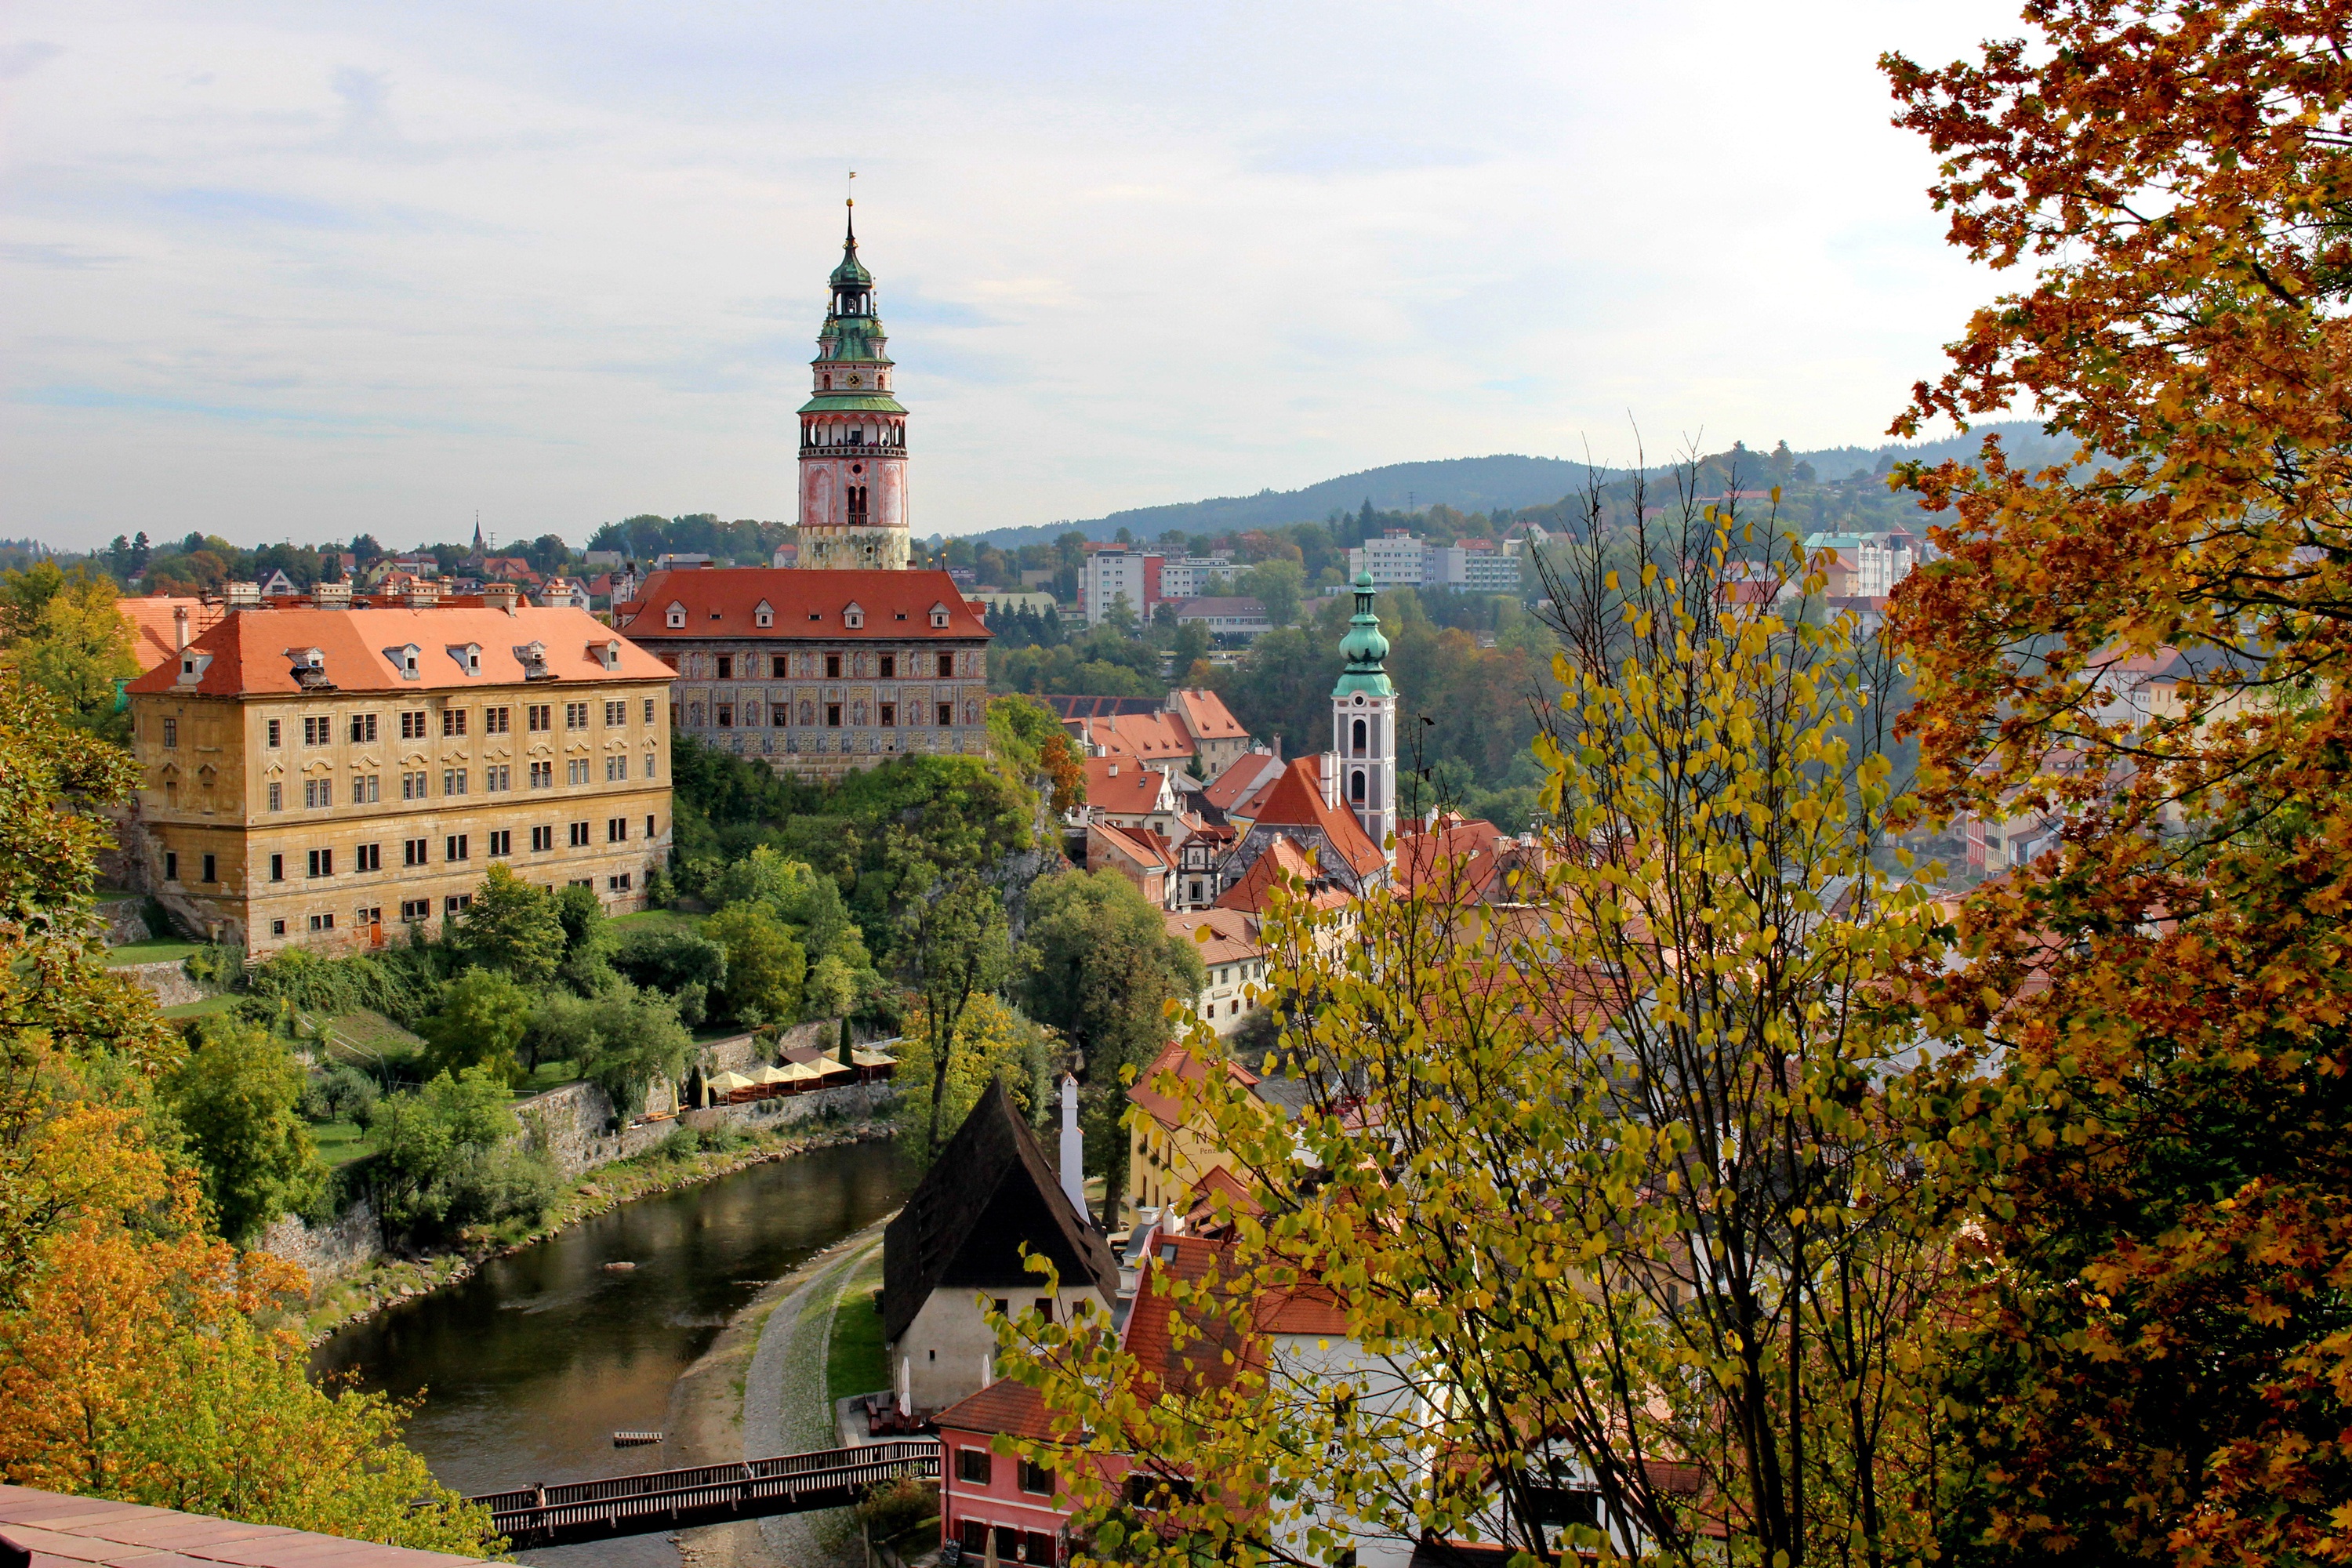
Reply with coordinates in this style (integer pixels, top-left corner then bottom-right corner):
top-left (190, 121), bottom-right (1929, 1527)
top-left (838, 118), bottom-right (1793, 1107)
top-left (313, 1140), bottom-right (916, 1566)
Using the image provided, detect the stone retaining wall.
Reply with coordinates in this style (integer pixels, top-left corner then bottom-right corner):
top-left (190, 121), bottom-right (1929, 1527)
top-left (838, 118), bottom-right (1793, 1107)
top-left (112, 958), bottom-right (202, 1008)
top-left (254, 1194), bottom-right (380, 1285)
top-left (94, 897), bottom-right (152, 946)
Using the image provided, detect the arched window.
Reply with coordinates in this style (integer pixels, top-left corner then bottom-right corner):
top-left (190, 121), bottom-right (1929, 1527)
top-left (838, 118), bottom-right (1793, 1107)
top-left (1351, 769), bottom-right (1367, 803)
top-left (1352, 717), bottom-right (1366, 753)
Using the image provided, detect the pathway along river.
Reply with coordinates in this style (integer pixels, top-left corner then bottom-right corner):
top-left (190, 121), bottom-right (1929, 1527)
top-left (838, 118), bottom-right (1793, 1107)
top-left (313, 1140), bottom-right (916, 1566)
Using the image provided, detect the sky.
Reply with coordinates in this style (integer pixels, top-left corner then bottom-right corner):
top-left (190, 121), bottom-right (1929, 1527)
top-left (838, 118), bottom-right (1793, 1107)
top-left (0, 2), bottom-right (2030, 554)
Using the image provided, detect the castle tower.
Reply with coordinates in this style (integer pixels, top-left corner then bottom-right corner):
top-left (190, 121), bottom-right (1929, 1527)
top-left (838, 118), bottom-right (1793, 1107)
top-left (797, 201), bottom-right (910, 570)
top-left (1330, 569), bottom-right (1397, 854)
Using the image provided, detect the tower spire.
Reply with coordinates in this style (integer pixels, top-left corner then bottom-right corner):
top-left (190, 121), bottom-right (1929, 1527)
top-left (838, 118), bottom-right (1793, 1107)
top-left (797, 191), bottom-right (908, 571)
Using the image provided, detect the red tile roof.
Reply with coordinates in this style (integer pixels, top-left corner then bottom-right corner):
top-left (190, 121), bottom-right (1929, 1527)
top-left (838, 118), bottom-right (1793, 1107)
top-left (124, 606), bottom-right (673, 697)
top-left (1127, 1043), bottom-right (1258, 1134)
top-left (1167, 688), bottom-right (1247, 744)
top-left (1395, 816), bottom-right (1515, 902)
top-left (615, 568), bottom-right (988, 641)
top-left (1248, 760), bottom-right (1385, 876)
top-left (1214, 837), bottom-right (1327, 915)
top-left (1120, 1235), bottom-right (1254, 1399)
top-left (117, 597), bottom-right (224, 674)
top-left (1091, 819), bottom-right (1173, 873)
top-left (934, 1377), bottom-right (1068, 1443)
top-left (0, 1483), bottom-right (492, 1567)
top-left (1085, 757), bottom-right (1173, 817)
top-left (1077, 712), bottom-right (1193, 765)
top-left (1203, 752), bottom-right (1284, 815)
top-left (1164, 907), bottom-right (1259, 967)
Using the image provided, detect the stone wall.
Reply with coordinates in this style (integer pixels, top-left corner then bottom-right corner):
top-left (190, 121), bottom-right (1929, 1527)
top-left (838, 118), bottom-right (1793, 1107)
top-left (93, 896), bottom-right (152, 946)
top-left (113, 958), bottom-right (202, 1008)
top-left (254, 1194), bottom-right (380, 1285)
top-left (516, 1076), bottom-right (895, 1178)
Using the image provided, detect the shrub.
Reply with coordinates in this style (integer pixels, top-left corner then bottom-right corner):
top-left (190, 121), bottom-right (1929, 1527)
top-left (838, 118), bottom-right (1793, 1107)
top-left (299, 1062), bottom-right (379, 1126)
top-left (856, 1475), bottom-right (938, 1542)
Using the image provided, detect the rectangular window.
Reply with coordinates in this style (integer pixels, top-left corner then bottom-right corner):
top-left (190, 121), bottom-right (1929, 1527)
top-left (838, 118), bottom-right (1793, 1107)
top-left (879, 703), bottom-right (896, 727)
top-left (645, 753), bottom-right (659, 779)
top-left (768, 657), bottom-right (787, 680)
top-left (356, 906), bottom-right (381, 928)
top-left (350, 713), bottom-right (378, 743)
top-left (485, 706), bottom-right (510, 734)
top-left (270, 919), bottom-right (286, 936)
top-left (1018, 1459), bottom-right (1055, 1497)
top-left (270, 854), bottom-right (284, 881)
top-left (568, 821), bottom-right (590, 848)
top-left (644, 698), bottom-right (658, 723)
top-left (606, 872), bottom-right (633, 893)
top-left (530, 760), bottom-right (554, 789)
top-left (304, 778), bottom-right (332, 809)
top-left (443, 768), bottom-right (467, 797)
top-left (445, 834), bottom-right (470, 862)
top-left (606, 818), bottom-right (626, 844)
top-left (606, 757), bottom-right (626, 782)
top-left (957, 1449), bottom-right (991, 1485)
top-left (487, 829), bottom-right (512, 858)
top-left (445, 895), bottom-right (471, 916)
top-left (162, 718), bottom-right (178, 749)
top-left (715, 704), bottom-right (734, 728)
top-left (356, 843), bottom-right (382, 872)
top-left (564, 702), bottom-right (588, 731)
top-left (937, 702), bottom-right (953, 728)
top-left (401, 899), bottom-right (430, 923)
top-left (309, 913), bottom-right (335, 932)
top-left (826, 704), bottom-right (842, 728)
top-left (403, 838), bottom-right (428, 867)
top-left (303, 716), bottom-right (331, 746)
top-left (401, 710), bottom-right (428, 739)
top-left (937, 653), bottom-right (954, 677)
top-left (605, 700), bottom-right (626, 726)
top-left (351, 775), bottom-right (380, 804)
top-left (528, 704), bottom-right (552, 733)
top-left (715, 655), bottom-right (733, 680)
top-left (267, 718), bottom-right (281, 748)
top-left (485, 764), bottom-right (511, 792)
top-left (645, 814), bottom-right (656, 839)
top-left (267, 782), bottom-right (283, 812)
top-left (531, 825), bottom-right (554, 851)
top-left (442, 709), bottom-right (467, 738)
top-left (165, 851), bottom-right (178, 881)
top-left (879, 653), bottom-right (895, 678)
top-left (402, 771), bottom-right (429, 800)
top-left (825, 653), bottom-right (842, 678)
top-left (307, 848), bottom-right (332, 878)
top-left (201, 852), bottom-right (216, 884)
top-left (568, 759), bottom-right (590, 786)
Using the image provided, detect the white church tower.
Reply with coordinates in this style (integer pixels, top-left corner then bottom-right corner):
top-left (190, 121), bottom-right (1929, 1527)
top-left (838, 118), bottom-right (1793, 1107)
top-left (1329, 569), bottom-right (1398, 854)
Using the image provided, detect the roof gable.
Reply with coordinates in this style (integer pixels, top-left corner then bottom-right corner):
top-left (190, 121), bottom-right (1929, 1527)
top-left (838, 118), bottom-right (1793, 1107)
top-left (616, 568), bottom-right (988, 641)
top-left (881, 1080), bottom-right (1117, 1343)
top-left (1248, 759), bottom-right (1385, 875)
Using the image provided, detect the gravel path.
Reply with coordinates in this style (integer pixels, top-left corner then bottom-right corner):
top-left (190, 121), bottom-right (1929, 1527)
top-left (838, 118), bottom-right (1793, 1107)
top-left (744, 1226), bottom-right (887, 1568)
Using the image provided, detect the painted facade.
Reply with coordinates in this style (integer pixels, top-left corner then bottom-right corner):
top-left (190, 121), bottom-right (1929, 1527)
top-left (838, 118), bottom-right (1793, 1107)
top-left (797, 202), bottom-right (911, 571)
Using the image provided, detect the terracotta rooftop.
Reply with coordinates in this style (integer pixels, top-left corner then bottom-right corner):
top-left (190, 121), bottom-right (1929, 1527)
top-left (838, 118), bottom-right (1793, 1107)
top-left (0, 1485), bottom-right (490, 1568)
top-left (1075, 711), bottom-right (1193, 766)
top-left (1091, 819), bottom-right (1174, 873)
top-left (1084, 757), bottom-right (1173, 817)
top-left (614, 568), bottom-right (987, 641)
top-left (1164, 906), bottom-right (1260, 967)
top-left (1167, 688), bottom-right (1247, 743)
top-left (1215, 837), bottom-right (1349, 916)
top-left (1247, 760), bottom-right (1385, 877)
top-left (933, 1378), bottom-right (1066, 1443)
top-left (1127, 1042), bottom-right (1258, 1134)
top-left (123, 606), bottom-right (673, 698)
top-left (116, 597), bottom-right (224, 675)
top-left (1203, 752), bottom-right (1285, 815)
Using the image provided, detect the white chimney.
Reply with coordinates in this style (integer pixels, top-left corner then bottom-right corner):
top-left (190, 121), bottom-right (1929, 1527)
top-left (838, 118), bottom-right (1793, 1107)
top-left (1319, 751), bottom-right (1338, 810)
top-left (1058, 1073), bottom-right (1087, 1218)
top-left (172, 605), bottom-right (190, 652)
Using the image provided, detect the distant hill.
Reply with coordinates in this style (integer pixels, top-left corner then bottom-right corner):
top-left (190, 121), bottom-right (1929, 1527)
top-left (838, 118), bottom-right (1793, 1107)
top-left (954, 422), bottom-right (2075, 546)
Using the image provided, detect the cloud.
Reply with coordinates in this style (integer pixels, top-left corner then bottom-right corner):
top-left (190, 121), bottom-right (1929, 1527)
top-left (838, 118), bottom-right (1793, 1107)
top-left (0, 39), bottom-right (61, 80)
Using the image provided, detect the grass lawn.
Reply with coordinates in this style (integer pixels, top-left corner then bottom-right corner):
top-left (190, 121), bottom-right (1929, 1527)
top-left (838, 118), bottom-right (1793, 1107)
top-left (104, 938), bottom-right (201, 967)
top-left (160, 994), bottom-right (239, 1021)
top-left (324, 1010), bottom-right (425, 1065)
top-left (826, 1243), bottom-right (891, 1404)
top-left (609, 909), bottom-right (701, 937)
top-left (514, 1059), bottom-right (585, 1097)
top-left (310, 1119), bottom-right (377, 1167)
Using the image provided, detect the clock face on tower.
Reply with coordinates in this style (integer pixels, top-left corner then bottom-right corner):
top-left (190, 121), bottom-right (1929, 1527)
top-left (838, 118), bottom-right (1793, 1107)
top-left (847, 373), bottom-right (862, 387)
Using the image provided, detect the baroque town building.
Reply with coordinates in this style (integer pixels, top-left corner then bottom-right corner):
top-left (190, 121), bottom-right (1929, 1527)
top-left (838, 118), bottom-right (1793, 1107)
top-left (798, 201), bottom-right (910, 571)
top-left (123, 604), bottom-right (675, 956)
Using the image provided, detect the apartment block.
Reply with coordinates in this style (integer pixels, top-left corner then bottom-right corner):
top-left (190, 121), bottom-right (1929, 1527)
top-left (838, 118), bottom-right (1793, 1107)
top-left (125, 605), bottom-right (674, 956)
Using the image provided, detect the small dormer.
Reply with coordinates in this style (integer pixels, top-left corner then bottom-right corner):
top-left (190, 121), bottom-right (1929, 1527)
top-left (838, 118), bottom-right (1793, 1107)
top-left (384, 644), bottom-right (423, 681)
top-left (596, 640), bottom-right (623, 672)
top-left (929, 601), bottom-right (952, 630)
top-left (514, 641), bottom-right (554, 681)
top-left (447, 643), bottom-right (483, 677)
top-left (665, 601), bottom-right (687, 630)
top-left (753, 600), bottom-right (774, 629)
top-left (843, 602), bottom-right (865, 630)
top-left (176, 652), bottom-right (213, 687)
top-left (287, 647), bottom-right (336, 691)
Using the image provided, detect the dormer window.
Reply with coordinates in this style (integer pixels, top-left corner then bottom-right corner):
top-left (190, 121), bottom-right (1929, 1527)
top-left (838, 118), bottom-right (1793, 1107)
top-left (447, 643), bottom-right (482, 676)
top-left (385, 644), bottom-right (422, 680)
top-left (597, 640), bottom-right (622, 672)
top-left (176, 652), bottom-right (212, 686)
top-left (843, 602), bottom-right (865, 630)
top-left (666, 601), bottom-right (687, 630)
top-left (514, 641), bottom-right (554, 681)
top-left (930, 602), bottom-right (951, 630)
top-left (754, 601), bottom-right (774, 629)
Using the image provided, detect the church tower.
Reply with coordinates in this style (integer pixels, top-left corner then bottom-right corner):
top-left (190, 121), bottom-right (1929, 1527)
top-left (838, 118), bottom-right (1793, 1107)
top-left (1330, 570), bottom-right (1398, 854)
top-left (797, 201), bottom-right (910, 570)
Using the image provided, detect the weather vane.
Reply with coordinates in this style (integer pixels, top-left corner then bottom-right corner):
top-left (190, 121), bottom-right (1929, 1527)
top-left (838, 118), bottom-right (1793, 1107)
top-left (848, 169), bottom-right (856, 210)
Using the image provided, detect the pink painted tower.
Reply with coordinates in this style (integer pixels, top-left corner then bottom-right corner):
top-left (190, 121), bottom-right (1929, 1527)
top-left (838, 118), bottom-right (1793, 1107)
top-left (797, 200), bottom-right (910, 569)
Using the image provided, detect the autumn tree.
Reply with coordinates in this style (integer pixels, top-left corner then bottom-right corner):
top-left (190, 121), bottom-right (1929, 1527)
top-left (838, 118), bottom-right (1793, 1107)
top-left (1011, 485), bottom-right (1951, 1567)
top-left (0, 561), bottom-right (139, 735)
top-left (1881, 6), bottom-right (2352, 1562)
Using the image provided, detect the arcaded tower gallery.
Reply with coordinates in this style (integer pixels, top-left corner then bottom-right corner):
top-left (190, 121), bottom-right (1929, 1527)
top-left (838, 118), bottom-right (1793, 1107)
top-left (797, 201), bottom-right (910, 570)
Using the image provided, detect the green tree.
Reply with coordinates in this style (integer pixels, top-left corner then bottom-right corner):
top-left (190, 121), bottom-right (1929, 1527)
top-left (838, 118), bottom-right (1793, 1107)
top-left (450, 865), bottom-right (565, 983)
top-left (160, 1022), bottom-right (325, 1245)
top-left (703, 902), bottom-right (807, 1025)
top-left (417, 967), bottom-right (533, 1084)
top-left (891, 994), bottom-right (1053, 1166)
top-left (0, 561), bottom-right (138, 735)
top-left (370, 1066), bottom-right (554, 1241)
top-left (575, 984), bottom-right (695, 1119)
top-left (893, 853), bottom-right (1012, 1155)
top-left (1235, 557), bottom-right (1305, 629)
top-left (1018, 868), bottom-right (1204, 1218)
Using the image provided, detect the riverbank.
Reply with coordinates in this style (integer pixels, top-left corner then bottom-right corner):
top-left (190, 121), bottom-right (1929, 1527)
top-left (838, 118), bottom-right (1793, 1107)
top-left (302, 1118), bottom-right (896, 1344)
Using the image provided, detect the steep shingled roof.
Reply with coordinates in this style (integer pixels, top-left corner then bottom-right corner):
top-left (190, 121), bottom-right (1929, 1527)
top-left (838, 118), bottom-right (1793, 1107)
top-left (1167, 688), bottom-right (1248, 743)
top-left (614, 568), bottom-right (988, 641)
top-left (881, 1080), bottom-right (1118, 1345)
top-left (1246, 759), bottom-right (1385, 877)
top-left (124, 606), bottom-right (672, 697)
top-left (1214, 837), bottom-right (1338, 916)
top-left (117, 597), bottom-right (224, 675)
top-left (1085, 757), bottom-right (1175, 818)
top-left (1203, 752), bottom-right (1285, 815)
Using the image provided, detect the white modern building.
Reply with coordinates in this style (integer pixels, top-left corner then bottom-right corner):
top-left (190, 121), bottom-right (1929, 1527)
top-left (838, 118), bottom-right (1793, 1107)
top-left (1425, 540), bottom-right (1522, 592)
top-left (1347, 531), bottom-right (1426, 588)
top-left (1082, 547), bottom-right (1158, 625)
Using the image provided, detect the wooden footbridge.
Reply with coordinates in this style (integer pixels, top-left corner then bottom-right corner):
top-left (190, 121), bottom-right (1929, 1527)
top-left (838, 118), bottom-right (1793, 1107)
top-left (470, 1438), bottom-right (940, 1548)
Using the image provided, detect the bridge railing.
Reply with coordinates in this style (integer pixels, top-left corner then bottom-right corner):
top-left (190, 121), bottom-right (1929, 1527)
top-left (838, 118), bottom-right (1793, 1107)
top-left (472, 1439), bottom-right (942, 1544)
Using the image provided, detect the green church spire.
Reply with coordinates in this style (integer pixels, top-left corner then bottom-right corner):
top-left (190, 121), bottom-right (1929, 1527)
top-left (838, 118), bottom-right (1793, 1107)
top-left (1333, 569), bottom-right (1394, 698)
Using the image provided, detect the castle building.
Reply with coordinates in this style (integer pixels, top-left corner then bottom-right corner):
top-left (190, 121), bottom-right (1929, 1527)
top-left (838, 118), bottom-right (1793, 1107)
top-left (122, 604), bottom-right (674, 957)
top-left (797, 201), bottom-right (910, 571)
